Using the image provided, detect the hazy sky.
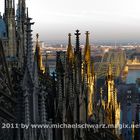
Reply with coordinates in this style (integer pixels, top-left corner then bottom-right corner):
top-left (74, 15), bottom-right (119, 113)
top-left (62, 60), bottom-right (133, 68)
top-left (1, 0), bottom-right (140, 44)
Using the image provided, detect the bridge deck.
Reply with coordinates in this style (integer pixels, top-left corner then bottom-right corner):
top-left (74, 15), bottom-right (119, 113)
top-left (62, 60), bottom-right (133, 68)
top-left (95, 50), bottom-right (126, 79)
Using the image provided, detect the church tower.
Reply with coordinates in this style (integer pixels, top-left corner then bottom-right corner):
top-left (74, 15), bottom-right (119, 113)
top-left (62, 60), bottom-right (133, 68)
top-left (4, 0), bottom-right (17, 59)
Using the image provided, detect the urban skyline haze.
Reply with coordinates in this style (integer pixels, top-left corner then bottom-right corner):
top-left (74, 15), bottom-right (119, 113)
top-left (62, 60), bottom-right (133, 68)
top-left (1, 0), bottom-right (140, 44)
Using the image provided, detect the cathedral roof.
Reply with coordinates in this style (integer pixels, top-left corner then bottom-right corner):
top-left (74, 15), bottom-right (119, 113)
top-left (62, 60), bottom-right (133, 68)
top-left (0, 14), bottom-right (7, 38)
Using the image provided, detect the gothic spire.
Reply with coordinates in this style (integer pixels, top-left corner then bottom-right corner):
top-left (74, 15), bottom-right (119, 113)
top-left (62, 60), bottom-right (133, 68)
top-left (25, 11), bottom-right (34, 78)
top-left (35, 33), bottom-right (40, 56)
top-left (74, 30), bottom-right (81, 52)
top-left (67, 33), bottom-right (73, 62)
top-left (84, 31), bottom-right (91, 63)
top-left (35, 33), bottom-right (43, 71)
top-left (74, 29), bottom-right (82, 71)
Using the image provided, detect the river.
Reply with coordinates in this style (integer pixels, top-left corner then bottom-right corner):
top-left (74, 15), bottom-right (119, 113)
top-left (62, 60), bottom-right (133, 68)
top-left (126, 70), bottom-right (140, 84)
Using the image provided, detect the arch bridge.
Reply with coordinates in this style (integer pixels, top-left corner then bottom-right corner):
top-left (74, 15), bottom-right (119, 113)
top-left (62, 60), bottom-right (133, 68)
top-left (94, 50), bottom-right (126, 79)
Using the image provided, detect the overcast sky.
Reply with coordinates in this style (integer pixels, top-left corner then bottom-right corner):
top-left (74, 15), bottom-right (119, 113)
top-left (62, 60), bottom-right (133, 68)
top-left (1, 0), bottom-right (140, 44)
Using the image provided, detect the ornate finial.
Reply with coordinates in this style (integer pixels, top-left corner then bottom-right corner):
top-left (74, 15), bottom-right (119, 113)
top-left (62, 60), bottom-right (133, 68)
top-left (36, 33), bottom-right (39, 46)
top-left (36, 33), bottom-right (39, 41)
top-left (75, 30), bottom-right (81, 36)
top-left (68, 33), bottom-right (72, 46)
top-left (74, 30), bottom-right (81, 52)
top-left (85, 31), bottom-right (90, 46)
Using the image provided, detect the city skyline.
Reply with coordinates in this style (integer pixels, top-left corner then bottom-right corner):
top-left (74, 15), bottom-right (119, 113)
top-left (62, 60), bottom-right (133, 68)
top-left (1, 0), bottom-right (140, 44)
